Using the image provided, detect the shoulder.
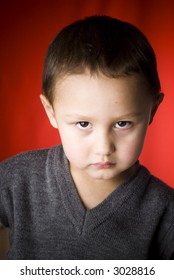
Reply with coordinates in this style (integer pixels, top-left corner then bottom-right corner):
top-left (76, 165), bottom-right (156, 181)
top-left (147, 173), bottom-right (174, 203)
top-left (133, 163), bottom-right (174, 201)
top-left (1, 148), bottom-right (48, 165)
top-left (0, 148), bottom-right (47, 175)
top-left (0, 145), bottom-right (64, 188)
top-left (139, 165), bottom-right (174, 218)
top-left (146, 173), bottom-right (174, 259)
top-left (0, 145), bottom-right (65, 227)
top-left (0, 145), bottom-right (63, 166)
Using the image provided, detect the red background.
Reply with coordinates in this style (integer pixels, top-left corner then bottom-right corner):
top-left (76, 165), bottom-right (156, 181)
top-left (0, 0), bottom-right (174, 187)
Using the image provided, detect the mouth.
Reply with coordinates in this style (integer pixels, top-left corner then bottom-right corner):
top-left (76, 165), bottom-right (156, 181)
top-left (93, 162), bottom-right (116, 169)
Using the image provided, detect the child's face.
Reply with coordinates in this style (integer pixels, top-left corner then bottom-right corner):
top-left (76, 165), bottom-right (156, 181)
top-left (41, 73), bottom-right (157, 183)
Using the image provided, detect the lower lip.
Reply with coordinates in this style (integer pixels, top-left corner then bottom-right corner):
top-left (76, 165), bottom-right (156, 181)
top-left (93, 163), bottom-right (115, 169)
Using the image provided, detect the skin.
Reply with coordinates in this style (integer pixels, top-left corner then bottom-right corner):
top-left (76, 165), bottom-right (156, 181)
top-left (40, 72), bottom-right (163, 209)
top-left (0, 71), bottom-right (163, 259)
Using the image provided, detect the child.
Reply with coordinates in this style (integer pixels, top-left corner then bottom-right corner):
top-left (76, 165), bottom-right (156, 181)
top-left (0, 15), bottom-right (174, 260)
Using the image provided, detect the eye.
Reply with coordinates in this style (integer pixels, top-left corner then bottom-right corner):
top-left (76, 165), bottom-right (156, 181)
top-left (115, 121), bottom-right (132, 129)
top-left (76, 121), bottom-right (92, 130)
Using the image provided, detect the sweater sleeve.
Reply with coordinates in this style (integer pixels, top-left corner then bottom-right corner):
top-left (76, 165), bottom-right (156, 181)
top-left (0, 160), bottom-right (11, 228)
top-left (159, 200), bottom-right (174, 260)
top-left (163, 223), bottom-right (174, 259)
top-left (0, 148), bottom-right (50, 229)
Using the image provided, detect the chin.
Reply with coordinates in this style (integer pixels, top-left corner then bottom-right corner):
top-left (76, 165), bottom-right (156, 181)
top-left (89, 170), bottom-right (117, 181)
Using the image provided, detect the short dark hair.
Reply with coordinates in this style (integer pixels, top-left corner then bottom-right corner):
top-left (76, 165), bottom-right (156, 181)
top-left (42, 15), bottom-right (161, 104)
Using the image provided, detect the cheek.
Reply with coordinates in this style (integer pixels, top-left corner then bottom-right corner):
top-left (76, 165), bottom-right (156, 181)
top-left (59, 130), bottom-right (89, 166)
top-left (122, 141), bottom-right (142, 161)
top-left (118, 127), bottom-right (148, 163)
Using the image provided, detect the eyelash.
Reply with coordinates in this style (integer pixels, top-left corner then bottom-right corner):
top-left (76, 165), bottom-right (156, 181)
top-left (76, 122), bottom-right (92, 129)
top-left (115, 121), bottom-right (132, 129)
top-left (76, 121), bottom-right (132, 130)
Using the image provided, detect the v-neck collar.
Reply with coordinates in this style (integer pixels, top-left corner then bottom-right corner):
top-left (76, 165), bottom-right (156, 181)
top-left (52, 145), bottom-right (151, 235)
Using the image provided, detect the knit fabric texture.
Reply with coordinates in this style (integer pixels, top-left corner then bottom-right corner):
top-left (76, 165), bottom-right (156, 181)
top-left (0, 145), bottom-right (174, 259)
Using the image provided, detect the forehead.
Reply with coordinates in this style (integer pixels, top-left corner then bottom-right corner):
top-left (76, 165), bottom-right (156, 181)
top-left (53, 73), bottom-right (153, 121)
top-left (54, 72), bottom-right (152, 104)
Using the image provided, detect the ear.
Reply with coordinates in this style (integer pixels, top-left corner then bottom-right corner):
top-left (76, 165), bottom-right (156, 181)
top-left (149, 93), bottom-right (164, 124)
top-left (40, 94), bottom-right (58, 128)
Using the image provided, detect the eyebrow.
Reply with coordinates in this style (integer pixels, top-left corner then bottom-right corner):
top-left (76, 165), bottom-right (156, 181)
top-left (64, 112), bottom-right (142, 120)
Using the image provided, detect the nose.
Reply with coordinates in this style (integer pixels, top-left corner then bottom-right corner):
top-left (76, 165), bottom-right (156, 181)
top-left (95, 130), bottom-right (116, 156)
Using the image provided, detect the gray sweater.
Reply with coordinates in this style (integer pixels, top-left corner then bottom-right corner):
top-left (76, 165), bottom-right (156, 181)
top-left (0, 145), bottom-right (174, 259)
